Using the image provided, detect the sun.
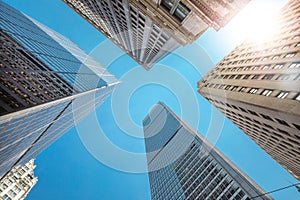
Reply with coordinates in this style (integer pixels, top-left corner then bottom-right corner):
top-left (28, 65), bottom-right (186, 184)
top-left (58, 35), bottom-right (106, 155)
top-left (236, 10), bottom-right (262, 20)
top-left (230, 1), bottom-right (286, 44)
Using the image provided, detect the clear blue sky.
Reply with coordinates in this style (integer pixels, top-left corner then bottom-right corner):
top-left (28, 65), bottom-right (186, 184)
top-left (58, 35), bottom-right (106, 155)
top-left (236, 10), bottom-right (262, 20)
top-left (3, 0), bottom-right (299, 199)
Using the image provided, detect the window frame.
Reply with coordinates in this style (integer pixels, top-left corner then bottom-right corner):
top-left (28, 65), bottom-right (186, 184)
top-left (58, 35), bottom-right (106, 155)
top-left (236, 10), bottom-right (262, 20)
top-left (160, 0), bottom-right (190, 22)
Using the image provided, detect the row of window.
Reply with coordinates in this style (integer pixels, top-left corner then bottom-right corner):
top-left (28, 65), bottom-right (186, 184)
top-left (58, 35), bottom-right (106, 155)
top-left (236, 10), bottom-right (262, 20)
top-left (228, 110), bottom-right (300, 146)
top-left (226, 37), bottom-right (299, 60)
top-left (212, 72), bottom-right (299, 82)
top-left (231, 117), bottom-right (300, 158)
top-left (234, 21), bottom-right (300, 53)
top-left (205, 81), bottom-right (300, 101)
top-left (0, 168), bottom-right (28, 199)
top-left (151, 143), bottom-right (201, 196)
top-left (1, 184), bottom-right (23, 200)
top-left (130, 4), bottom-right (171, 63)
top-left (0, 41), bottom-right (74, 114)
top-left (206, 97), bottom-right (300, 132)
top-left (215, 105), bottom-right (300, 158)
top-left (218, 61), bottom-right (300, 73)
top-left (80, 0), bottom-right (113, 35)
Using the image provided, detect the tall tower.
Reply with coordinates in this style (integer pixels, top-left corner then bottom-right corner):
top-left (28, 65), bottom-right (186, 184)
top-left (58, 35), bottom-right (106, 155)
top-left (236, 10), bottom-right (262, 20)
top-left (63, 0), bottom-right (250, 70)
top-left (0, 2), bottom-right (120, 177)
top-left (143, 102), bottom-right (272, 200)
top-left (0, 159), bottom-right (37, 200)
top-left (198, 0), bottom-right (300, 180)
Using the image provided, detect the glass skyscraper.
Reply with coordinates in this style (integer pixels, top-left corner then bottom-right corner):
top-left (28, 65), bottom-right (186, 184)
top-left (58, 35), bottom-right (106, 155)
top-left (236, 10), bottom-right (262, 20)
top-left (0, 2), bottom-right (120, 178)
top-left (143, 102), bottom-right (272, 200)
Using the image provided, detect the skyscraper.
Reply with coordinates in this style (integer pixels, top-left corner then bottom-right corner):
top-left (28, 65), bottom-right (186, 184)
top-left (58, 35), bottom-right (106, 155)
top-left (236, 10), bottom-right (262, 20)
top-left (198, 0), bottom-right (300, 180)
top-left (143, 102), bottom-right (272, 200)
top-left (0, 159), bottom-right (37, 200)
top-left (0, 2), bottom-right (120, 178)
top-left (63, 0), bottom-right (250, 70)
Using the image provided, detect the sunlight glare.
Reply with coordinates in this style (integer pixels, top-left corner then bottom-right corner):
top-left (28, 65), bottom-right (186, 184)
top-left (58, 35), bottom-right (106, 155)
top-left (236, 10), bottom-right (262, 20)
top-left (231, 1), bottom-right (283, 44)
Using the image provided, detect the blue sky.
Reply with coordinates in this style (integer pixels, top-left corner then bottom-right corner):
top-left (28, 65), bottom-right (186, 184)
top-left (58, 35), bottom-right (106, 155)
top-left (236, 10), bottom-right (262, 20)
top-left (3, 0), bottom-right (299, 199)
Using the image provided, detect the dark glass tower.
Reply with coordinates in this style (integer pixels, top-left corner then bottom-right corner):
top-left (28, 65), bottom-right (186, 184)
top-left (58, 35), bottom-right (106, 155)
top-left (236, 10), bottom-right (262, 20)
top-left (143, 102), bottom-right (272, 200)
top-left (0, 2), bottom-right (120, 178)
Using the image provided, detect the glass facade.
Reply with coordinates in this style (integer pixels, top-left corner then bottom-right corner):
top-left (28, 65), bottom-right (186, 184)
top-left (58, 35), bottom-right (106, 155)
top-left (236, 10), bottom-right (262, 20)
top-left (0, 2), bottom-right (120, 177)
top-left (144, 102), bottom-right (272, 200)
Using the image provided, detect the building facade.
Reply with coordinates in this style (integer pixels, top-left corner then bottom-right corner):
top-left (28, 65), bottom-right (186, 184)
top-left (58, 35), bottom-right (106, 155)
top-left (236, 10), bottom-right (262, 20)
top-left (198, 0), bottom-right (300, 180)
top-left (63, 0), bottom-right (250, 70)
top-left (143, 102), bottom-right (272, 200)
top-left (0, 2), bottom-right (120, 178)
top-left (0, 159), bottom-right (37, 200)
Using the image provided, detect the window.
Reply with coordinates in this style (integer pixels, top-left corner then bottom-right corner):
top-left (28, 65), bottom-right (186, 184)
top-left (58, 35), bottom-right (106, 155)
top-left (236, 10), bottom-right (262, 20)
top-left (249, 88), bottom-right (258, 94)
top-left (293, 123), bottom-right (300, 130)
top-left (288, 62), bottom-right (300, 68)
top-left (285, 53), bottom-right (296, 58)
top-left (248, 110), bottom-right (258, 116)
top-left (276, 74), bottom-right (290, 80)
top-left (3, 195), bottom-right (11, 200)
top-left (13, 186), bottom-right (21, 193)
top-left (276, 118), bottom-right (290, 126)
top-left (233, 74), bottom-right (241, 79)
top-left (225, 85), bottom-right (231, 90)
top-left (224, 75), bottom-right (229, 79)
top-left (252, 74), bottom-right (261, 79)
top-left (273, 64), bottom-right (284, 69)
top-left (232, 105), bottom-right (238, 110)
top-left (229, 75), bottom-right (236, 79)
top-left (2, 183), bottom-right (8, 189)
top-left (277, 91), bottom-right (289, 99)
top-left (280, 38), bottom-right (287, 43)
top-left (262, 74), bottom-right (275, 80)
top-left (8, 190), bottom-right (16, 197)
top-left (239, 87), bottom-right (246, 92)
top-left (261, 89), bottom-right (273, 96)
top-left (282, 45), bottom-right (290, 50)
top-left (260, 114), bottom-right (273, 121)
top-left (253, 66), bottom-right (260, 70)
top-left (262, 65), bottom-right (270, 70)
top-left (253, 119), bottom-right (261, 124)
top-left (231, 86), bottom-right (238, 91)
top-left (295, 74), bottom-right (300, 81)
top-left (4, 179), bottom-right (12, 186)
top-left (161, 0), bottom-right (190, 22)
top-left (294, 93), bottom-right (300, 101)
top-left (219, 84), bottom-right (226, 89)
top-left (243, 74), bottom-right (250, 79)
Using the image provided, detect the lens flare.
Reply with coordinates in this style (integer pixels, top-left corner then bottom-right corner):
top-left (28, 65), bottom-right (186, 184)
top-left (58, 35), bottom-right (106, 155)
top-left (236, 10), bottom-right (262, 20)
top-left (231, 1), bottom-right (284, 44)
